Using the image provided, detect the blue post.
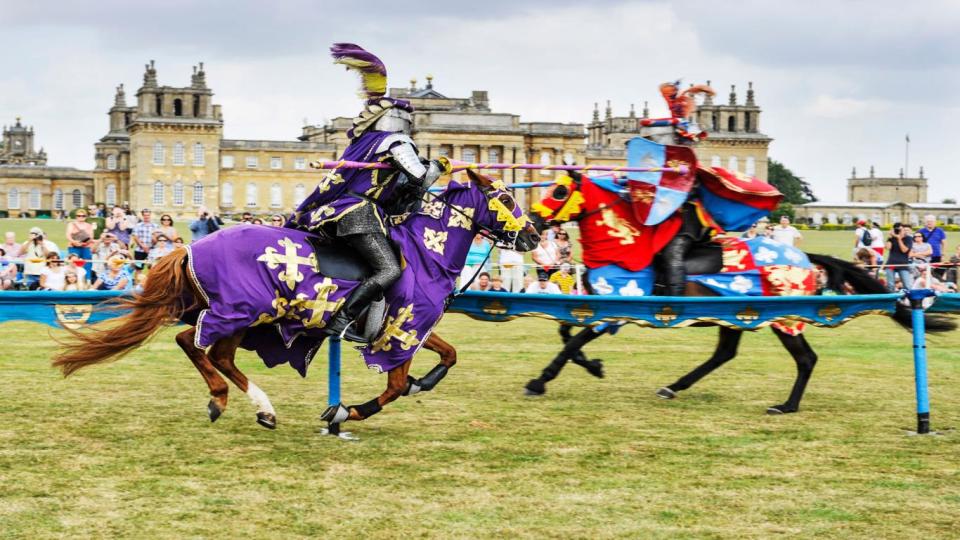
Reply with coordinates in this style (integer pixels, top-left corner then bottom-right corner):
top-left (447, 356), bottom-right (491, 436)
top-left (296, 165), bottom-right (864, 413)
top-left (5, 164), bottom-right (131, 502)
top-left (906, 289), bottom-right (936, 434)
top-left (327, 337), bottom-right (342, 435)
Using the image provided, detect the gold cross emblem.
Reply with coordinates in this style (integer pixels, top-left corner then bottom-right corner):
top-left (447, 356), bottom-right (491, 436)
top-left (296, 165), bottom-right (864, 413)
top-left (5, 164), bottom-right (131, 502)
top-left (310, 205), bottom-right (335, 224)
top-left (317, 172), bottom-right (345, 194)
top-left (252, 289), bottom-right (294, 326)
top-left (292, 278), bottom-right (344, 329)
top-left (421, 200), bottom-right (444, 219)
top-left (447, 205), bottom-right (474, 229)
top-left (423, 227), bottom-right (448, 255)
top-left (257, 237), bottom-right (317, 289)
top-left (370, 304), bottom-right (420, 353)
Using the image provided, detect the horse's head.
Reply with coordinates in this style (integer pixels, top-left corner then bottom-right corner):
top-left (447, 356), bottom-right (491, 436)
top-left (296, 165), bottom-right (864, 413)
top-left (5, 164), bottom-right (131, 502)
top-left (463, 169), bottom-right (539, 252)
top-left (530, 171), bottom-right (587, 231)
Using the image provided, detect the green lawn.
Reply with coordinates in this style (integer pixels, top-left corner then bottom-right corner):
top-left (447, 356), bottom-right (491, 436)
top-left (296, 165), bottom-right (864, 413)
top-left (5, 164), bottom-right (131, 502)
top-left (2, 312), bottom-right (959, 537)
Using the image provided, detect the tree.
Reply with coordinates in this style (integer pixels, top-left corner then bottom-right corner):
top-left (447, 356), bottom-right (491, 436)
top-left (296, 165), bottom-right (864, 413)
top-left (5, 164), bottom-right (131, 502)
top-left (942, 198), bottom-right (956, 204)
top-left (767, 160), bottom-right (817, 205)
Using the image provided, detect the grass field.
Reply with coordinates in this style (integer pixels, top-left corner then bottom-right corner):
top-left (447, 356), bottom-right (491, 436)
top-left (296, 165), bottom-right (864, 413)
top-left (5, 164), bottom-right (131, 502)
top-left (2, 227), bottom-right (959, 538)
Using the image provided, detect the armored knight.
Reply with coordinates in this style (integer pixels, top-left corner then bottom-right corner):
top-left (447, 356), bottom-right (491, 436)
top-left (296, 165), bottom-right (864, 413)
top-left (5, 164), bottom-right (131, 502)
top-left (638, 81), bottom-right (716, 296)
top-left (289, 43), bottom-right (450, 337)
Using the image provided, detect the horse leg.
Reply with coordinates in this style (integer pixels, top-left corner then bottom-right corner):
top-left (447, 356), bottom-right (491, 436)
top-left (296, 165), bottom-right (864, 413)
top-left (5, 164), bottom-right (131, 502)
top-left (525, 325), bottom-right (606, 396)
top-left (207, 331), bottom-right (278, 429)
top-left (323, 360), bottom-right (411, 422)
top-left (404, 332), bottom-right (456, 396)
top-left (657, 326), bottom-right (742, 399)
top-left (564, 324), bottom-right (604, 379)
top-left (766, 328), bottom-right (818, 415)
top-left (175, 327), bottom-right (229, 422)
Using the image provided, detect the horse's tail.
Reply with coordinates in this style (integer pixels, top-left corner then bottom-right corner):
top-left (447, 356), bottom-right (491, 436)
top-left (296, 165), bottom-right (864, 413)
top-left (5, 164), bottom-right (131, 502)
top-left (807, 253), bottom-right (956, 333)
top-left (52, 249), bottom-right (196, 377)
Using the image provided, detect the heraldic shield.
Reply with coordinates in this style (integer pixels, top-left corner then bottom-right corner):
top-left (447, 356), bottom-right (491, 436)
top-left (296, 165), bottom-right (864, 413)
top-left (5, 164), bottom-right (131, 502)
top-left (626, 137), bottom-right (697, 226)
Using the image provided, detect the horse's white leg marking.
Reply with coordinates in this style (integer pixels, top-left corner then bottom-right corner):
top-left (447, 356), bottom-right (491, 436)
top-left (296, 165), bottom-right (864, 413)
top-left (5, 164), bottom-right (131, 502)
top-left (246, 381), bottom-right (276, 415)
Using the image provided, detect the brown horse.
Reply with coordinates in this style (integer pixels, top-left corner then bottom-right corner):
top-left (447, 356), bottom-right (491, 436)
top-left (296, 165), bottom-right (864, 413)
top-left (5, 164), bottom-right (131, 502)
top-left (52, 171), bottom-right (539, 429)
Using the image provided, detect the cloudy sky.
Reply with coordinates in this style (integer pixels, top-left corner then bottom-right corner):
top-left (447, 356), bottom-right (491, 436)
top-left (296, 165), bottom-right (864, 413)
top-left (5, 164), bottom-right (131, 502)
top-left (2, 0), bottom-right (957, 202)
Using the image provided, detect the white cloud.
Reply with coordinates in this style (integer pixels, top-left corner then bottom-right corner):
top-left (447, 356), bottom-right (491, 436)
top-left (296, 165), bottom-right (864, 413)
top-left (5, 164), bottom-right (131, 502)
top-left (805, 95), bottom-right (890, 119)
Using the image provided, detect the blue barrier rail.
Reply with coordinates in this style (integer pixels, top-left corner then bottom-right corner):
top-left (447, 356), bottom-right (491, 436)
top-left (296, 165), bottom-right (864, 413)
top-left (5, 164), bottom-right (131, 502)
top-left (4, 290), bottom-right (956, 435)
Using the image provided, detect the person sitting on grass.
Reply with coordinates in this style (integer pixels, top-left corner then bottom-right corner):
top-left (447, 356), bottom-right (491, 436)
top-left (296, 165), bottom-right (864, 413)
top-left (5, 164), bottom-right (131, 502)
top-left (488, 275), bottom-right (508, 292)
top-left (525, 271), bottom-right (562, 294)
top-left (549, 263), bottom-right (576, 294)
top-left (148, 235), bottom-right (173, 263)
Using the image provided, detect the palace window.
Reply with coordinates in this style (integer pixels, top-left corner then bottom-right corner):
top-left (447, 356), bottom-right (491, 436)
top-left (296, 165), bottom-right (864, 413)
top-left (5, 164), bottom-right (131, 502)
top-left (462, 147), bottom-right (477, 164)
top-left (192, 94), bottom-right (201, 117)
top-left (488, 147), bottom-right (500, 163)
top-left (193, 143), bottom-right (204, 166)
top-left (72, 189), bottom-right (83, 209)
top-left (173, 182), bottom-right (184, 206)
top-left (107, 154), bottom-right (117, 170)
top-left (246, 183), bottom-right (258, 206)
top-left (192, 182), bottom-right (204, 206)
top-left (293, 184), bottom-right (306, 205)
top-left (246, 156), bottom-right (258, 169)
top-left (727, 115), bottom-right (737, 132)
top-left (152, 142), bottom-right (164, 165)
top-left (270, 183), bottom-right (282, 207)
top-left (271, 157), bottom-right (282, 170)
top-left (294, 157), bottom-right (306, 170)
top-left (54, 189), bottom-right (64, 210)
top-left (710, 155), bottom-right (721, 167)
top-left (745, 157), bottom-right (756, 176)
top-left (153, 181), bottom-right (164, 205)
top-left (727, 156), bottom-right (738, 172)
top-left (29, 189), bottom-right (41, 210)
top-left (221, 182), bottom-right (234, 206)
top-left (173, 143), bottom-right (185, 166)
top-left (106, 184), bottom-right (117, 206)
top-left (222, 155), bottom-right (234, 168)
top-left (7, 188), bottom-right (19, 210)
top-left (173, 98), bottom-right (183, 117)
top-left (539, 150), bottom-right (551, 176)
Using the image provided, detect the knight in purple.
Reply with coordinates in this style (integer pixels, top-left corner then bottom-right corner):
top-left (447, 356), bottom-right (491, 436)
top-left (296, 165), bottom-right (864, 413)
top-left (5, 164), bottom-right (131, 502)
top-left (288, 43), bottom-right (451, 338)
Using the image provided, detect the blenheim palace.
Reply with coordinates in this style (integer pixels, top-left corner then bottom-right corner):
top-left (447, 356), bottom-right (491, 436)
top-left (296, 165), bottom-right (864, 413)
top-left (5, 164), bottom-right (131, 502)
top-left (1, 61), bottom-right (772, 217)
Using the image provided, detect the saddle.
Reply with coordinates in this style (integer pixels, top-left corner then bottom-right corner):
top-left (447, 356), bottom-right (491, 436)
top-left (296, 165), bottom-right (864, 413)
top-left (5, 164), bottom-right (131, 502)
top-left (305, 235), bottom-right (397, 344)
top-left (684, 242), bottom-right (723, 275)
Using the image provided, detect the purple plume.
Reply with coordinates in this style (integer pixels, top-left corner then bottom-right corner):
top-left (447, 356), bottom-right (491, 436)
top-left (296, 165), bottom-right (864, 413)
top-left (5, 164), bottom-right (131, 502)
top-left (330, 43), bottom-right (387, 99)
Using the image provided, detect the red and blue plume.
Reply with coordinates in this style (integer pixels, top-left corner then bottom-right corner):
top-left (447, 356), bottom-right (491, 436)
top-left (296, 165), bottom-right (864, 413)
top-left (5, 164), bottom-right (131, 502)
top-left (330, 43), bottom-right (387, 100)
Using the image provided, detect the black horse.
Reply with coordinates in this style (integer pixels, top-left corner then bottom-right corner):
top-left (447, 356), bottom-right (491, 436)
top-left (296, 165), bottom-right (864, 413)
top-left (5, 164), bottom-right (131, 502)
top-left (524, 174), bottom-right (955, 414)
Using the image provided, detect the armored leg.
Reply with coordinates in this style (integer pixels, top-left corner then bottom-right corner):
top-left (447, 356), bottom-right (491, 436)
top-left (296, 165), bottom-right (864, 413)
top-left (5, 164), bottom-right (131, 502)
top-left (661, 235), bottom-right (692, 296)
top-left (323, 232), bottom-right (402, 337)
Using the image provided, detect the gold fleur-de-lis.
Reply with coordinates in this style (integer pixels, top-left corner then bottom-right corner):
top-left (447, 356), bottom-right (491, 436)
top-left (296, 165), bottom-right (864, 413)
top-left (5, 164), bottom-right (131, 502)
top-left (317, 172), bottom-right (345, 194)
top-left (421, 200), bottom-right (444, 219)
top-left (291, 278), bottom-right (344, 329)
top-left (447, 205), bottom-right (475, 229)
top-left (370, 304), bottom-right (420, 353)
top-left (257, 237), bottom-right (317, 289)
top-left (423, 227), bottom-right (448, 255)
top-left (310, 205), bottom-right (336, 224)
top-left (252, 289), bottom-right (294, 326)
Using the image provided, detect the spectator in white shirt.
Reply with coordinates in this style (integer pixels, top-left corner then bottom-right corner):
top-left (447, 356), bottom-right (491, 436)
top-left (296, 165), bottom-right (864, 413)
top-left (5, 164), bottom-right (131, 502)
top-left (525, 271), bottom-right (562, 294)
top-left (39, 253), bottom-right (68, 291)
top-left (21, 227), bottom-right (60, 289)
top-left (498, 248), bottom-right (526, 292)
top-left (532, 236), bottom-right (562, 276)
top-left (770, 216), bottom-right (802, 247)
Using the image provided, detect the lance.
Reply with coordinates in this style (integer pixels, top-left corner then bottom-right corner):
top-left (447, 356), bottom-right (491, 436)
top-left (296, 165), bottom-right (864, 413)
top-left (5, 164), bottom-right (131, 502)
top-left (309, 159), bottom-right (689, 175)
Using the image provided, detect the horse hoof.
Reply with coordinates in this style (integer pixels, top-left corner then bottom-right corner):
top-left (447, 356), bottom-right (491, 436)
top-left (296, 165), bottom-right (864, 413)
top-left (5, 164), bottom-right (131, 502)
top-left (766, 405), bottom-right (797, 415)
top-left (256, 412), bottom-right (277, 430)
top-left (585, 359), bottom-right (604, 379)
top-left (320, 403), bottom-right (350, 424)
top-left (207, 400), bottom-right (223, 422)
top-left (524, 379), bottom-right (546, 396)
top-left (655, 387), bottom-right (677, 400)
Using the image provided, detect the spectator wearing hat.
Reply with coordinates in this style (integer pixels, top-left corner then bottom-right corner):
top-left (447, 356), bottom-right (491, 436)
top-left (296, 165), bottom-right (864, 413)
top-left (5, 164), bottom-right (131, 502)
top-left (526, 270), bottom-right (562, 294)
top-left (66, 208), bottom-right (95, 272)
top-left (854, 219), bottom-right (871, 253)
top-left (549, 263), bottom-right (577, 294)
top-left (21, 227), bottom-right (59, 289)
top-left (91, 231), bottom-right (122, 281)
top-left (130, 208), bottom-right (159, 262)
top-left (0, 247), bottom-right (16, 290)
